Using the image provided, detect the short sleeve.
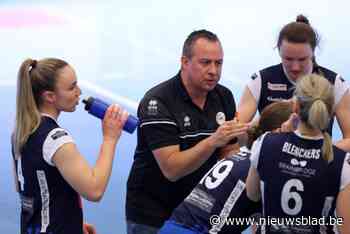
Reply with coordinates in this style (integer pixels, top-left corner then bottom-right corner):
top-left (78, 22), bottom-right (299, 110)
top-left (340, 153), bottom-right (350, 191)
top-left (334, 75), bottom-right (349, 107)
top-left (249, 132), bottom-right (268, 169)
top-left (247, 72), bottom-right (261, 104)
top-left (43, 128), bottom-right (74, 166)
top-left (138, 97), bottom-right (179, 150)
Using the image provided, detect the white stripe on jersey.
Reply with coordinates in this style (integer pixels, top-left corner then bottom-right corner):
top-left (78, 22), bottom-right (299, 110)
top-left (180, 132), bottom-right (213, 139)
top-left (140, 120), bottom-right (177, 128)
top-left (260, 181), bottom-right (266, 234)
top-left (319, 196), bottom-right (335, 234)
top-left (37, 170), bottom-right (50, 233)
top-left (17, 157), bottom-right (25, 191)
top-left (321, 196), bottom-right (334, 217)
top-left (250, 132), bottom-right (269, 169)
top-left (340, 153), bottom-right (350, 190)
top-left (209, 180), bottom-right (246, 234)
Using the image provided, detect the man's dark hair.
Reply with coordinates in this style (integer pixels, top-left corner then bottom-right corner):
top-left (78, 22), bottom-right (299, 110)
top-left (182, 30), bottom-right (219, 58)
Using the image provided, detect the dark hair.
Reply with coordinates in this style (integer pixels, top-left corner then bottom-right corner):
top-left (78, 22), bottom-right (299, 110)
top-left (247, 101), bottom-right (293, 149)
top-left (182, 29), bottom-right (220, 58)
top-left (277, 15), bottom-right (319, 51)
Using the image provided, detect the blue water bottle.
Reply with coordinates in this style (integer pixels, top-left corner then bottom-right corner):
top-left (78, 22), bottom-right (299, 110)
top-left (82, 96), bottom-right (139, 134)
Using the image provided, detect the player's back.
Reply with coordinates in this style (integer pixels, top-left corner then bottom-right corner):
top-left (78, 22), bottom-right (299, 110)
top-left (171, 147), bottom-right (261, 234)
top-left (254, 131), bottom-right (347, 233)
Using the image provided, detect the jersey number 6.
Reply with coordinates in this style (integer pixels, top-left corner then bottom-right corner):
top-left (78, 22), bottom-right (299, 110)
top-left (281, 179), bottom-right (304, 215)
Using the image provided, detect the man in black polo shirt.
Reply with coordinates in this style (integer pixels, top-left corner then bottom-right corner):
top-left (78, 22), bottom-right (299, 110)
top-left (126, 30), bottom-right (249, 234)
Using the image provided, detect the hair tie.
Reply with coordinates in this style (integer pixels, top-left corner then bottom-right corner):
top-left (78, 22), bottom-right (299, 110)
top-left (313, 98), bottom-right (323, 103)
top-left (29, 60), bottom-right (37, 72)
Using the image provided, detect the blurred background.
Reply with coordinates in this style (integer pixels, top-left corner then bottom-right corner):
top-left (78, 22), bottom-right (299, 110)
top-left (0, 0), bottom-right (348, 233)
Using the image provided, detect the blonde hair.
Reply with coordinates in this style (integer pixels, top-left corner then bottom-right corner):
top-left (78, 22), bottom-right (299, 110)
top-left (294, 74), bottom-right (334, 162)
top-left (14, 58), bottom-right (68, 157)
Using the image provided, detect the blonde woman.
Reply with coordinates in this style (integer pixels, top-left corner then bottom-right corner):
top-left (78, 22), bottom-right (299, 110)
top-left (246, 74), bottom-right (350, 233)
top-left (12, 58), bottom-right (128, 234)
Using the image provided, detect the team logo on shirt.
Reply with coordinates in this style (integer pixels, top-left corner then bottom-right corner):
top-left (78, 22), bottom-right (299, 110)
top-left (251, 73), bottom-right (258, 80)
top-left (267, 82), bottom-right (287, 91)
top-left (51, 130), bottom-right (68, 140)
top-left (147, 99), bottom-right (158, 115)
top-left (290, 158), bottom-right (307, 167)
top-left (184, 115), bottom-right (191, 127)
top-left (216, 112), bottom-right (226, 125)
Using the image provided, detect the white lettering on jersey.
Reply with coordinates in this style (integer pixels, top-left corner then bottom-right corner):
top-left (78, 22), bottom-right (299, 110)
top-left (37, 170), bottom-right (50, 232)
top-left (282, 142), bottom-right (321, 160)
top-left (267, 82), bottom-right (288, 91)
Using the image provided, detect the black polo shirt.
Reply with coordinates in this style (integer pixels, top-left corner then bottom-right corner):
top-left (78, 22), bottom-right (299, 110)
top-left (126, 72), bottom-right (236, 227)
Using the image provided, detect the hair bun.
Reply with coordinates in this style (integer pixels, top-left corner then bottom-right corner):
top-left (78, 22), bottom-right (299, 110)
top-left (296, 14), bottom-right (310, 25)
top-left (31, 59), bottom-right (37, 68)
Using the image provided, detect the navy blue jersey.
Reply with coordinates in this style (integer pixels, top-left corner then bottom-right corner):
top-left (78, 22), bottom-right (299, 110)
top-left (250, 131), bottom-right (350, 233)
top-left (170, 147), bottom-right (261, 234)
top-left (12, 115), bottom-right (83, 234)
top-left (247, 64), bottom-right (348, 135)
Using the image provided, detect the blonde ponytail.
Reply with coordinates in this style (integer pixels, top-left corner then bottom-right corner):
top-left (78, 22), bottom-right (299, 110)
top-left (295, 74), bottom-right (334, 162)
top-left (14, 58), bottom-right (68, 157)
top-left (14, 59), bottom-right (41, 158)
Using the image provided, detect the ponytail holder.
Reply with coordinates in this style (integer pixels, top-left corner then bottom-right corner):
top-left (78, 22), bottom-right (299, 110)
top-left (313, 98), bottom-right (322, 103)
top-left (29, 60), bottom-right (37, 72)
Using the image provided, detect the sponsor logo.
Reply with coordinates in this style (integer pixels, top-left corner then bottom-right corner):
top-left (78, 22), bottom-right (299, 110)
top-left (21, 195), bottom-right (34, 214)
top-left (51, 130), bottom-right (68, 140)
top-left (267, 82), bottom-right (287, 91)
top-left (267, 96), bottom-right (287, 102)
top-left (290, 158), bottom-right (307, 167)
top-left (185, 188), bottom-right (215, 213)
top-left (279, 162), bottom-right (316, 177)
top-left (282, 142), bottom-right (321, 160)
top-left (184, 115), bottom-right (191, 127)
top-left (147, 99), bottom-right (158, 115)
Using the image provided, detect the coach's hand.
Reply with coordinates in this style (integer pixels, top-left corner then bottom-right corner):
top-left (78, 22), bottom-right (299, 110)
top-left (209, 118), bottom-right (249, 148)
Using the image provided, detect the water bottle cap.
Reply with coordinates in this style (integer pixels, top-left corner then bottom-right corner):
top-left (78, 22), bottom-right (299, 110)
top-left (82, 97), bottom-right (94, 111)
